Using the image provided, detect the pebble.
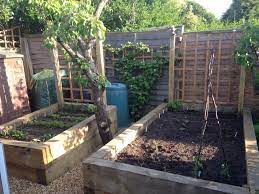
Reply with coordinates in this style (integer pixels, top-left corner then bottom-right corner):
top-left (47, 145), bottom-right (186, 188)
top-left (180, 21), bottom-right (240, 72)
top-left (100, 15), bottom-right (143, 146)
top-left (9, 163), bottom-right (84, 194)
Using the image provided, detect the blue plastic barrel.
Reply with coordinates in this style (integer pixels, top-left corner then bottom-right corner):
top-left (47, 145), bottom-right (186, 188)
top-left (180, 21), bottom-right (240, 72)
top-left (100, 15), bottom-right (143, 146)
top-left (106, 83), bottom-right (129, 128)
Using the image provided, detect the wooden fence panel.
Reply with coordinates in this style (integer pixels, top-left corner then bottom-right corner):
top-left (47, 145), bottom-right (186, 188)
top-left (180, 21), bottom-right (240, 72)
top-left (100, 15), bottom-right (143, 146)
top-left (171, 30), bottom-right (244, 109)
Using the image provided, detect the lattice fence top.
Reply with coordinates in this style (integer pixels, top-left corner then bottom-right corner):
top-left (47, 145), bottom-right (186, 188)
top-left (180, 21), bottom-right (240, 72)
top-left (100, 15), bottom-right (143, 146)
top-left (0, 27), bottom-right (21, 50)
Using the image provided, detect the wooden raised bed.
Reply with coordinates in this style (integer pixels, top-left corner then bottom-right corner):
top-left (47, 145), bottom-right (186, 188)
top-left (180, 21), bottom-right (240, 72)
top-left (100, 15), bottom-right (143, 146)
top-left (83, 104), bottom-right (259, 194)
top-left (0, 103), bottom-right (117, 185)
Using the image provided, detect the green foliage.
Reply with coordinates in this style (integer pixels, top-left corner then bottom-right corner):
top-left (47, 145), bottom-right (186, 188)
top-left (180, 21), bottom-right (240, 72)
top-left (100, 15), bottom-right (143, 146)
top-left (222, 0), bottom-right (259, 22)
top-left (86, 104), bottom-right (97, 113)
top-left (0, 129), bottom-right (27, 141)
top-left (168, 101), bottom-right (183, 112)
top-left (39, 133), bottom-right (55, 142)
top-left (28, 120), bottom-right (74, 129)
top-left (101, 0), bottom-right (217, 32)
top-left (192, 155), bottom-right (203, 178)
top-left (235, 24), bottom-right (259, 69)
top-left (107, 42), bottom-right (167, 120)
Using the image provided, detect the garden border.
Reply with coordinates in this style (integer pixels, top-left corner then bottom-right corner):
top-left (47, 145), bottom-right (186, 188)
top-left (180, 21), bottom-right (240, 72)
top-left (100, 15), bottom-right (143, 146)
top-left (83, 104), bottom-right (259, 194)
top-left (0, 103), bottom-right (117, 185)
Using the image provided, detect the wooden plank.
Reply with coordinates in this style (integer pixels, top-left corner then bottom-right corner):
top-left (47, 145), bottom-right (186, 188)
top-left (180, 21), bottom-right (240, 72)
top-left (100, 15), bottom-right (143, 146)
top-left (216, 33), bottom-right (222, 100)
top-left (192, 32), bottom-right (198, 103)
top-left (50, 42), bottom-right (64, 107)
top-left (84, 157), bottom-right (249, 194)
top-left (204, 33), bottom-right (211, 102)
top-left (168, 30), bottom-right (176, 102)
top-left (243, 108), bottom-right (259, 193)
top-left (182, 34), bottom-right (187, 101)
top-left (20, 38), bottom-right (34, 86)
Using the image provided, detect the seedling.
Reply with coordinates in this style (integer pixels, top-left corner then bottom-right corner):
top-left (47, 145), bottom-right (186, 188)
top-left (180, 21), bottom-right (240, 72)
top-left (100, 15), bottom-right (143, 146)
top-left (39, 133), bottom-right (55, 142)
top-left (0, 129), bottom-right (27, 141)
top-left (86, 104), bottom-right (97, 113)
top-left (192, 155), bottom-right (203, 178)
top-left (220, 162), bottom-right (230, 179)
top-left (168, 101), bottom-right (183, 112)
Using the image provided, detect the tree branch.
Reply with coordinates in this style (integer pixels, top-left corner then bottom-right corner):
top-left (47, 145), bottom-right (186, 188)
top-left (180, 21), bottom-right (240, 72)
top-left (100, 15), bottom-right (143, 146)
top-left (95, 0), bottom-right (110, 19)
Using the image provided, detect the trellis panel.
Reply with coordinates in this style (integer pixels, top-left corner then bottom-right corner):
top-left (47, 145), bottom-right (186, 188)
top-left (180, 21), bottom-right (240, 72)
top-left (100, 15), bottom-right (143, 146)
top-left (172, 30), bottom-right (242, 108)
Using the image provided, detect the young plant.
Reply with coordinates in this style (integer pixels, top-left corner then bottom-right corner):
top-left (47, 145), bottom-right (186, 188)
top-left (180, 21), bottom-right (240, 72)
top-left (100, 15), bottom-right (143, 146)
top-left (86, 104), bottom-right (97, 113)
top-left (168, 101), bottom-right (183, 112)
top-left (39, 133), bottom-right (55, 142)
top-left (192, 155), bottom-right (203, 178)
top-left (220, 162), bottom-right (230, 179)
top-left (0, 129), bottom-right (27, 141)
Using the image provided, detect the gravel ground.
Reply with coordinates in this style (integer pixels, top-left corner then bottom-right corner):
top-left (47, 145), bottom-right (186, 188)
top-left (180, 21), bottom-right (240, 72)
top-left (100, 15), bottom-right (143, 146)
top-left (9, 163), bottom-right (84, 194)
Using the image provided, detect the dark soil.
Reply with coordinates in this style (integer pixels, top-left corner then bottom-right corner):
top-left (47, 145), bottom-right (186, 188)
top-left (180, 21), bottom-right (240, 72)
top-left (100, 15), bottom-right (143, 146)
top-left (116, 111), bottom-right (247, 186)
top-left (0, 108), bottom-right (93, 142)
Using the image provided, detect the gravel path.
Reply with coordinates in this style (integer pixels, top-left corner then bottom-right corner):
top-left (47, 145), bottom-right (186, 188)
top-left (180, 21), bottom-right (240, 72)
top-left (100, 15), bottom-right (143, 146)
top-left (9, 163), bottom-right (84, 194)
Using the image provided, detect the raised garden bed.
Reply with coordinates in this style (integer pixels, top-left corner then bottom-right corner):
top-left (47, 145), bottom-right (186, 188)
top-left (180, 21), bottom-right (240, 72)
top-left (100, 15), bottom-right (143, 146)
top-left (0, 103), bottom-right (117, 185)
top-left (83, 104), bottom-right (259, 194)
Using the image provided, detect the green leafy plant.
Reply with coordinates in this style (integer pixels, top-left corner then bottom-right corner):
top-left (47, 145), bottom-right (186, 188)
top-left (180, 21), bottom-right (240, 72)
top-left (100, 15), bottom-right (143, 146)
top-left (39, 133), bottom-right (55, 142)
top-left (28, 120), bottom-right (74, 129)
top-left (235, 24), bottom-right (259, 69)
top-left (86, 104), bottom-right (97, 113)
top-left (192, 155), bottom-right (203, 178)
top-left (168, 101), bottom-right (183, 112)
top-left (107, 42), bottom-right (167, 120)
top-left (0, 129), bottom-right (27, 141)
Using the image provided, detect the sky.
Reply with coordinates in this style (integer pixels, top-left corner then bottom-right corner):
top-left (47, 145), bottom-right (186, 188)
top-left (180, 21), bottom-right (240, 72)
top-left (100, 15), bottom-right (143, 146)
top-left (192, 0), bottom-right (233, 19)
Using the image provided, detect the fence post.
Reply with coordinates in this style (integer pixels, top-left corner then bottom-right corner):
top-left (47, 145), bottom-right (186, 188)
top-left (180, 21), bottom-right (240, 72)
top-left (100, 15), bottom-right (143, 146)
top-left (168, 28), bottom-right (176, 102)
top-left (20, 38), bottom-right (34, 87)
top-left (50, 42), bottom-right (64, 108)
top-left (96, 31), bottom-right (107, 105)
top-left (238, 66), bottom-right (246, 113)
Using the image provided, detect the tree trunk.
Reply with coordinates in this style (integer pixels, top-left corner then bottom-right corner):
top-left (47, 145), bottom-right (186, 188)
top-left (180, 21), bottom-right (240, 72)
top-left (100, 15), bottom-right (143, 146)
top-left (92, 86), bottom-right (113, 144)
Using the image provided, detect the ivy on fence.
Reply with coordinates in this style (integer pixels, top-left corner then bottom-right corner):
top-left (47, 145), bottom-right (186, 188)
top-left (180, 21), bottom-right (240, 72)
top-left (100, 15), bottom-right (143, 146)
top-left (106, 42), bottom-right (168, 120)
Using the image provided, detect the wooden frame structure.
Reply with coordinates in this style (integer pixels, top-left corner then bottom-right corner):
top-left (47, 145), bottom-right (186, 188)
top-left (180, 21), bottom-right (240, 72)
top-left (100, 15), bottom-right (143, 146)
top-left (83, 104), bottom-right (259, 194)
top-left (0, 103), bottom-right (117, 185)
top-left (0, 27), bottom-right (21, 51)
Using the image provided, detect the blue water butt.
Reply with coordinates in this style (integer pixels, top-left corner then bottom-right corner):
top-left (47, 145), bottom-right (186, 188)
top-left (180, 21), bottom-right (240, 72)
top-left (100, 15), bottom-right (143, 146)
top-left (106, 83), bottom-right (129, 128)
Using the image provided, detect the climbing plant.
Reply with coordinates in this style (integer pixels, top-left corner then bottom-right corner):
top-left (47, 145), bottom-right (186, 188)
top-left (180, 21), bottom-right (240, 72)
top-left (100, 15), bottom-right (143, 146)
top-left (235, 24), bottom-right (259, 69)
top-left (106, 42), bottom-right (168, 120)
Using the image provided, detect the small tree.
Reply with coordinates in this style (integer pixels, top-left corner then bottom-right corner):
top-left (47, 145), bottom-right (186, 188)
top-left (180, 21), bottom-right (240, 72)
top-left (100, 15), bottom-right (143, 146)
top-left (11, 0), bottom-right (113, 144)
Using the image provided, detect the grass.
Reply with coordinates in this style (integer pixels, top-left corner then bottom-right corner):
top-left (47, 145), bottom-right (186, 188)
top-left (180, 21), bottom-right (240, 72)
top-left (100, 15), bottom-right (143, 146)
top-left (254, 123), bottom-right (259, 146)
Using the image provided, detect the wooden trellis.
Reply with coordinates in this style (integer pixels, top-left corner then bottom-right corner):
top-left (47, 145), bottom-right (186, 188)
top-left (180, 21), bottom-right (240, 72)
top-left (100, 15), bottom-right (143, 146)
top-left (104, 46), bottom-right (170, 82)
top-left (169, 30), bottom-right (242, 109)
top-left (0, 27), bottom-right (21, 50)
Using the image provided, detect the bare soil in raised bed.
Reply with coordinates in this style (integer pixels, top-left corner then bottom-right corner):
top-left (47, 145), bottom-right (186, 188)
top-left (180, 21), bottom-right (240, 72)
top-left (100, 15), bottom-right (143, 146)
top-left (116, 111), bottom-right (246, 186)
top-left (0, 109), bottom-right (93, 142)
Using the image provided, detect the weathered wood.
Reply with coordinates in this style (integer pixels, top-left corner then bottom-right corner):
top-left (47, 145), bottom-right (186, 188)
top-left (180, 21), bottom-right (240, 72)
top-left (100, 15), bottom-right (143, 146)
top-left (84, 157), bottom-right (249, 194)
top-left (243, 108), bottom-right (259, 194)
top-left (20, 38), bottom-right (34, 86)
top-left (50, 42), bottom-right (64, 107)
top-left (238, 66), bottom-right (246, 113)
top-left (168, 30), bottom-right (176, 102)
